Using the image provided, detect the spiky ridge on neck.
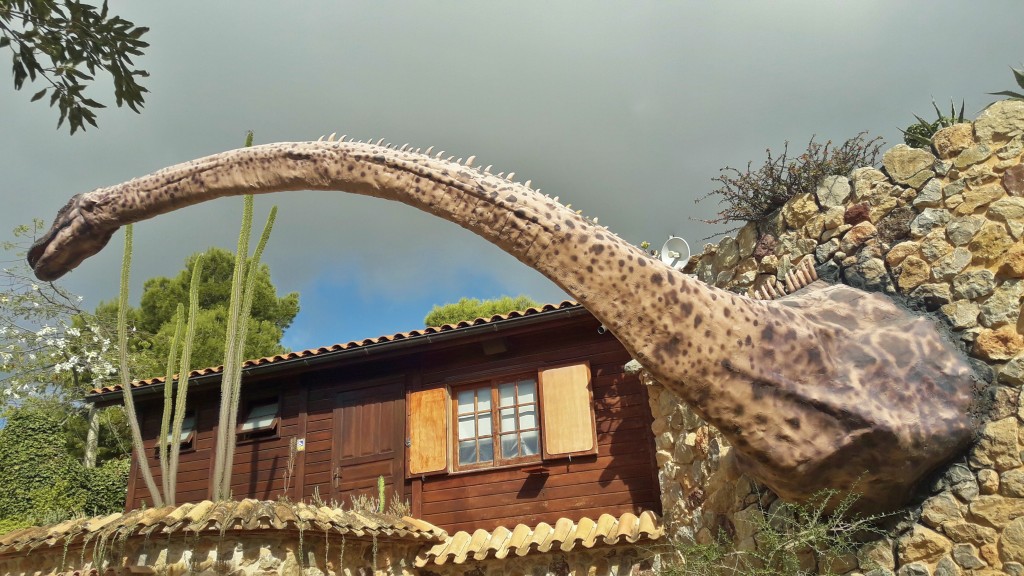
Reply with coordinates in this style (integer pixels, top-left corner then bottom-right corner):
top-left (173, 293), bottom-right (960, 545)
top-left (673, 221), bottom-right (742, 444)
top-left (31, 139), bottom-right (783, 398)
top-left (30, 137), bottom-right (977, 512)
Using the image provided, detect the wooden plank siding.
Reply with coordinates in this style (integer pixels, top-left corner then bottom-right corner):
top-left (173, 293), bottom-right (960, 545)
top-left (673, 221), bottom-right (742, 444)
top-left (416, 323), bottom-right (660, 533)
top-left (125, 313), bottom-right (660, 534)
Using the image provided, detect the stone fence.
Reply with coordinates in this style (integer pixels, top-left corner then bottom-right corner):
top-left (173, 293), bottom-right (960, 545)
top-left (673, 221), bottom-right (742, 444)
top-left (644, 99), bottom-right (1024, 575)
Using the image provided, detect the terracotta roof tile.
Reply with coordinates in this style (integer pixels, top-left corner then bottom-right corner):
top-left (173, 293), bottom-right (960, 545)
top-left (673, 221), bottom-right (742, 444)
top-left (415, 511), bottom-right (663, 567)
top-left (0, 499), bottom-right (446, 557)
top-left (89, 301), bottom-right (581, 396)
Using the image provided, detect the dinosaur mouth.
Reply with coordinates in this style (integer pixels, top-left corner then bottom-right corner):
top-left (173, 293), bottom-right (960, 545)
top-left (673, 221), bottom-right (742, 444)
top-left (27, 193), bottom-right (115, 281)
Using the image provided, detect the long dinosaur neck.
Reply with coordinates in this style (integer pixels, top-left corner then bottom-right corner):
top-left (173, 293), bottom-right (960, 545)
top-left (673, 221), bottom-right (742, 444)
top-left (40, 140), bottom-right (784, 405)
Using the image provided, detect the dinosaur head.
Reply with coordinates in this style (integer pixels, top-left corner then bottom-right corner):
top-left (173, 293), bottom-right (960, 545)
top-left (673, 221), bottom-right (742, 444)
top-left (28, 192), bottom-right (118, 281)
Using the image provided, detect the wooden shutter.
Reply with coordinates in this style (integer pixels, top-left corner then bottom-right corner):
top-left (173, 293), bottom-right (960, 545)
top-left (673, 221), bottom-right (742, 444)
top-left (407, 387), bottom-right (448, 475)
top-left (539, 362), bottom-right (597, 459)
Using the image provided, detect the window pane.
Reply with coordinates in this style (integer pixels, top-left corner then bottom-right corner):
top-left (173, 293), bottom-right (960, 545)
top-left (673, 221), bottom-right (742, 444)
top-left (499, 382), bottom-right (516, 406)
top-left (179, 414), bottom-right (196, 442)
top-left (500, 433), bottom-right (518, 458)
top-left (518, 406), bottom-right (536, 429)
top-left (518, 379), bottom-right (536, 403)
top-left (477, 391), bottom-right (491, 411)
top-left (458, 440), bottom-right (477, 465)
top-left (479, 437), bottom-right (494, 462)
top-left (241, 401), bottom-right (278, 431)
top-left (457, 414), bottom-right (475, 439)
top-left (521, 430), bottom-right (539, 456)
top-left (478, 413), bottom-right (492, 436)
top-left (500, 407), bottom-right (516, 432)
top-left (457, 390), bottom-right (475, 414)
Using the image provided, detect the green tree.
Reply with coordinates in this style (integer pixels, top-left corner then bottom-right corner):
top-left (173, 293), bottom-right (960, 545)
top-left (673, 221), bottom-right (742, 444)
top-left (96, 247), bottom-right (300, 375)
top-left (0, 0), bottom-right (150, 134)
top-left (424, 295), bottom-right (540, 327)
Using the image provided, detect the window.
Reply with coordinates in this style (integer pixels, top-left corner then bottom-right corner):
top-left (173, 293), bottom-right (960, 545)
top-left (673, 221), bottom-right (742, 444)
top-left (454, 376), bottom-right (541, 470)
top-left (153, 410), bottom-right (196, 456)
top-left (238, 398), bottom-right (280, 440)
top-left (407, 362), bottom-right (596, 477)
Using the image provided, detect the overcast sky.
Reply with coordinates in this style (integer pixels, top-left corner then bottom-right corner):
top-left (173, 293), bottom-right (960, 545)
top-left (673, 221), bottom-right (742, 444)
top-left (2, 2), bottom-right (1022, 351)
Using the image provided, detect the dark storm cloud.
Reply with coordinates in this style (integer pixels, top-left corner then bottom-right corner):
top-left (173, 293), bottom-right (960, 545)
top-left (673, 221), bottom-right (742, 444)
top-left (2, 1), bottom-right (1021, 341)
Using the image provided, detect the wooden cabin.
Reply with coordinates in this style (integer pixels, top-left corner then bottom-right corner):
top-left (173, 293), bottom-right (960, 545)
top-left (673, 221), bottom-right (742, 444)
top-left (88, 302), bottom-right (661, 533)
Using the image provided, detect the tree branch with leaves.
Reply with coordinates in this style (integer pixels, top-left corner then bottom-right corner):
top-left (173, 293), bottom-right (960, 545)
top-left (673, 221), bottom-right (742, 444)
top-left (0, 0), bottom-right (149, 134)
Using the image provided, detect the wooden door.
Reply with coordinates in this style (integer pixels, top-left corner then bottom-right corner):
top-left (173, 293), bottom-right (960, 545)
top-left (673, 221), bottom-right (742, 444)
top-left (331, 379), bottom-right (406, 507)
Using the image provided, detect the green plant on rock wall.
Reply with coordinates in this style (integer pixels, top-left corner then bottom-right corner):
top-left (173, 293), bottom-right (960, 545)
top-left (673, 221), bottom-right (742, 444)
top-left (698, 132), bottom-right (884, 229)
top-left (658, 489), bottom-right (887, 576)
top-left (900, 100), bottom-right (966, 149)
top-left (990, 64), bottom-right (1024, 100)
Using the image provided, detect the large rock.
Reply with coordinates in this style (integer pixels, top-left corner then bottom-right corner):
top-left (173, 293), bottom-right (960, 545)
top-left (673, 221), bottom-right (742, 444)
top-left (955, 184), bottom-right (1004, 215)
top-left (952, 269), bottom-right (996, 300)
top-left (933, 123), bottom-right (976, 159)
top-left (932, 248), bottom-right (972, 281)
top-left (910, 208), bottom-right (951, 238)
top-left (1005, 517), bottom-right (1024, 565)
top-left (969, 222), bottom-right (1015, 265)
top-left (782, 193), bottom-right (819, 229)
top-left (1004, 469), bottom-right (1024, 497)
top-left (968, 495), bottom-right (1024, 527)
top-left (883, 145), bottom-right (936, 188)
top-left (920, 492), bottom-right (964, 528)
top-left (896, 256), bottom-right (930, 291)
top-left (975, 99), bottom-right (1024, 147)
top-left (898, 525), bottom-right (953, 564)
top-left (1004, 164), bottom-right (1024, 196)
top-left (953, 144), bottom-right (993, 169)
top-left (816, 175), bottom-right (852, 208)
top-left (979, 280), bottom-right (1023, 328)
top-left (974, 327), bottom-right (1024, 361)
top-left (999, 245), bottom-right (1024, 278)
top-left (990, 197), bottom-right (1024, 222)
top-left (969, 417), bottom-right (1022, 471)
top-left (946, 215), bottom-right (984, 246)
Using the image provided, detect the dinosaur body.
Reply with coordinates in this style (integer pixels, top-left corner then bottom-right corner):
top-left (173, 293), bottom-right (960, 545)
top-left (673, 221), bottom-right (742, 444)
top-left (29, 139), bottom-right (977, 512)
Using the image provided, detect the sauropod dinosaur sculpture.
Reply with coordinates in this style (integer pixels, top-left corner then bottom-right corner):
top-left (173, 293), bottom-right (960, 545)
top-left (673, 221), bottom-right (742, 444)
top-left (28, 138), bottom-right (977, 513)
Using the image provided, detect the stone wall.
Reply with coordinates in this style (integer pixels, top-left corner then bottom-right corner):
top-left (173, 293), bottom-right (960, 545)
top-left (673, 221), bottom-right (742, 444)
top-left (646, 99), bottom-right (1024, 575)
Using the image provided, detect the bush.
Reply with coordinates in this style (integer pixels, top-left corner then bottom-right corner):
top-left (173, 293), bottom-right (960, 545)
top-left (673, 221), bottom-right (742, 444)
top-left (699, 133), bottom-right (884, 228)
top-left (657, 490), bottom-right (887, 576)
top-left (0, 400), bottom-right (129, 534)
top-left (424, 295), bottom-right (540, 327)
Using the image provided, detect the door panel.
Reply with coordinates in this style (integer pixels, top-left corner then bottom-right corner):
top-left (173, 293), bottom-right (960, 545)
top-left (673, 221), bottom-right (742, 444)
top-left (332, 379), bottom-right (405, 505)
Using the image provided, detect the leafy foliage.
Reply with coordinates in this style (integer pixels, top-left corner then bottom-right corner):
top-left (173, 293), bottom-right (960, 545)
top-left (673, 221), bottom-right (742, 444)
top-left (990, 64), bottom-right (1024, 100)
top-left (699, 133), bottom-right (884, 227)
top-left (0, 399), bottom-right (128, 533)
top-left (900, 100), bottom-right (966, 149)
top-left (0, 0), bottom-right (150, 134)
top-left (95, 246), bottom-right (300, 375)
top-left (659, 490), bottom-right (886, 576)
top-left (423, 295), bottom-right (540, 327)
top-left (1, 220), bottom-right (127, 402)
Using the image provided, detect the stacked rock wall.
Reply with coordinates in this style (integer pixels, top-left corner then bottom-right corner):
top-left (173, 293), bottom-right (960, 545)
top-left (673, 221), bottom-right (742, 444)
top-left (647, 99), bottom-right (1024, 575)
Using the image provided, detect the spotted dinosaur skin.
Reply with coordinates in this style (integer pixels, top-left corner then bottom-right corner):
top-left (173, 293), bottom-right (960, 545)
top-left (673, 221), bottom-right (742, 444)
top-left (28, 139), bottom-right (977, 513)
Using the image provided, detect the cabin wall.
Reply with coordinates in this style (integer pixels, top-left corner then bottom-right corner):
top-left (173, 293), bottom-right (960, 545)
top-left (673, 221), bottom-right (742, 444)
top-left (127, 315), bottom-right (660, 534)
top-left (415, 319), bottom-right (660, 533)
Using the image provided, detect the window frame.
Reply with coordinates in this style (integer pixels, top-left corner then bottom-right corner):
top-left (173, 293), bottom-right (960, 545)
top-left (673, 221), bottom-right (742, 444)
top-left (450, 374), bottom-right (542, 472)
top-left (237, 395), bottom-right (281, 442)
top-left (152, 409), bottom-right (198, 457)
